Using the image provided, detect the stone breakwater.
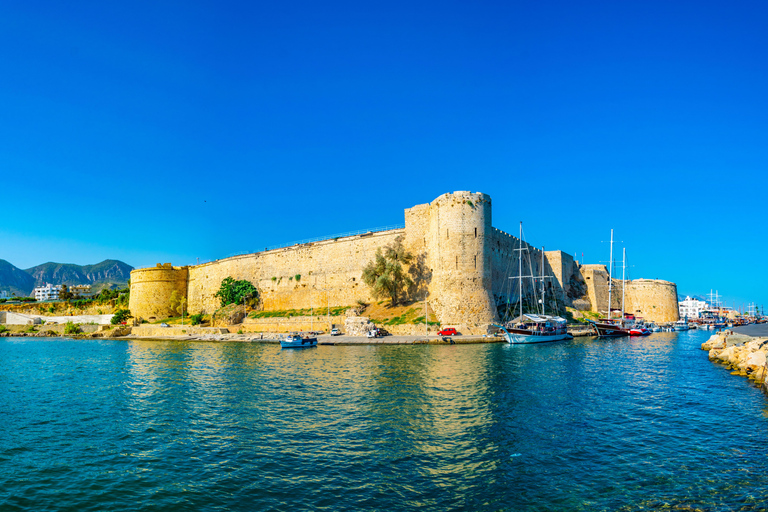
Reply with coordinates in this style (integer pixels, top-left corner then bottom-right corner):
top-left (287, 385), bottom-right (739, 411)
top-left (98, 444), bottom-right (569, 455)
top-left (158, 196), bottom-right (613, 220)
top-left (702, 331), bottom-right (768, 386)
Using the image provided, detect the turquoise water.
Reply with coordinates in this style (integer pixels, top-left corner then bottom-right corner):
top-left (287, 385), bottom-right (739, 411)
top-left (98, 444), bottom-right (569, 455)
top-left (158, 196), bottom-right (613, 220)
top-left (1, 331), bottom-right (767, 511)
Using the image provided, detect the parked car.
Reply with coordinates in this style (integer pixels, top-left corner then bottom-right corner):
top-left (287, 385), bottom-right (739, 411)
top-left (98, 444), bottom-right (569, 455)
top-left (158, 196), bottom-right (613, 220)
top-left (366, 330), bottom-right (378, 338)
top-left (330, 328), bottom-right (341, 336)
top-left (160, 323), bottom-right (170, 327)
top-left (377, 328), bottom-right (391, 336)
top-left (438, 327), bottom-right (457, 336)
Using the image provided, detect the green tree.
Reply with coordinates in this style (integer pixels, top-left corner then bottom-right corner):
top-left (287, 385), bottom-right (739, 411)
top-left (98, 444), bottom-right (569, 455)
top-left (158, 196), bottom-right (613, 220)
top-left (169, 290), bottom-right (187, 316)
top-left (362, 235), bottom-right (414, 306)
top-left (214, 277), bottom-right (259, 307)
top-left (111, 309), bottom-right (133, 325)
top-left (59, 285), bottom-right (73, 301)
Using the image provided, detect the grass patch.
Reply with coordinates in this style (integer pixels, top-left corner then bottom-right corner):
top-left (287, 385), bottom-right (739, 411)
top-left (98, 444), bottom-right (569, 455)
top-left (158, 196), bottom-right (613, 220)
top-left (250, 306), bottom-right (352, 319)
top-left (413, 316), bottom-right (441, 326)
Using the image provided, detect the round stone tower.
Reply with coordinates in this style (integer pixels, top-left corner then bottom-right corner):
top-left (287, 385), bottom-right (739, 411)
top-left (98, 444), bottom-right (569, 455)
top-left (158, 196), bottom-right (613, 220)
top-left (425, 191), bottom-right (496, 333)
top-left (129, 264), bottom-right (189, 321)
top-left (625, 279), bottom-right (679, 323)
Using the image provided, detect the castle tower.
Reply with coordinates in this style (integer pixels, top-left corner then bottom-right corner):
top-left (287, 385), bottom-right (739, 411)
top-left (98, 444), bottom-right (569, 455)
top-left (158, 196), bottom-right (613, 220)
top-left (422, 191), bottom-right (496, 333)
top-left (129, 264), bottom-right (188, 321)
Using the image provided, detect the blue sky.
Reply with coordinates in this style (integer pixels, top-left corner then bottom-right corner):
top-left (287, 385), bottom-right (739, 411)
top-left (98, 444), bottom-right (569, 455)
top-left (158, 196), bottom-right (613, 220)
top-left (1, 0), bottom-right (766, 310)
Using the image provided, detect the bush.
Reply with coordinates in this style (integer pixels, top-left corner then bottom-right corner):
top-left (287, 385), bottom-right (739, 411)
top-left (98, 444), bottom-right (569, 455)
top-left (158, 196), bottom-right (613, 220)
top-left (64, 322), bottom-right (81, 335)
top-left (214, 277), bottom-right (259, 307)
top-left (111, 309), bottom-right (133, 325)
top-left (190, 313), bottom-right (205, 325)
top-left (0, 325), bottom-right (8, 333)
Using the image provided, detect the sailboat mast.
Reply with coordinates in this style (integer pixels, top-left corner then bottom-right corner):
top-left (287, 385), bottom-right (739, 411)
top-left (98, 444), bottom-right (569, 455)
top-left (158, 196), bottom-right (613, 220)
top-left (519, 221), bottom-right (523, 319)
top-left (621, 247), bottom-right (626, 324)
top-left (541, 246), bottom-right (545, 316)
top-left (607, 229), bottom-right (613, 319)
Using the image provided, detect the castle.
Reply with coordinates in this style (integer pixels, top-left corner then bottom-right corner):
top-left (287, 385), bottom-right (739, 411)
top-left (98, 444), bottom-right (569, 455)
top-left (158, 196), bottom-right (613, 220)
top-left (129, 191), bottom-right (679, 333)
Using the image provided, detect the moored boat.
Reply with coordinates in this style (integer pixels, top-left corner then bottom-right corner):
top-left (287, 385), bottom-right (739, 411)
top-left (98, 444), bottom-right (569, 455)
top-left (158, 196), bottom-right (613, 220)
top-left (280, 333), bottom-right (318, 349)
top-left (673, 320), bottom-right (689, 331)
top-left (495, 314), bottom-right (570, 344)
top-left (589, 319), bottom-right (631, 337)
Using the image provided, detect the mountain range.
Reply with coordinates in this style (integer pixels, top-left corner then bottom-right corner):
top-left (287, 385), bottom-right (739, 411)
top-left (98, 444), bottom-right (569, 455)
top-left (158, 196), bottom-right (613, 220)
top-left (0, 259), bottom-right (133, 296)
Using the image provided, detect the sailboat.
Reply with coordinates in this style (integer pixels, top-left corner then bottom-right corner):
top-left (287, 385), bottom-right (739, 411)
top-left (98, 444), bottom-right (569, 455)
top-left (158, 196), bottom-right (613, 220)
top-left (588, 231), bottom-right (631, 337)
top-left (493, 222), bottom-right (570, 344)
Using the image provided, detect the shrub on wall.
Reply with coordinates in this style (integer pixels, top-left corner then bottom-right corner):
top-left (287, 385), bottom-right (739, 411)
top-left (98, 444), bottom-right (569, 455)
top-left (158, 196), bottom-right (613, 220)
top-left (214, 277), bottom-right (259, 307)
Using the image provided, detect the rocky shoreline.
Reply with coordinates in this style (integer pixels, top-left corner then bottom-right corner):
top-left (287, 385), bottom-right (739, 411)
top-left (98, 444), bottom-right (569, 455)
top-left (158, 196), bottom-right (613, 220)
top-left (702, 331), bottom-right (768, 387)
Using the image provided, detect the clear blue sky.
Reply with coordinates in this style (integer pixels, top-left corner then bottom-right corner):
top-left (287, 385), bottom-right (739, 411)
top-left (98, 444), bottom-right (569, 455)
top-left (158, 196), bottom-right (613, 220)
top-left (1, 0), bottom-right (766, 310)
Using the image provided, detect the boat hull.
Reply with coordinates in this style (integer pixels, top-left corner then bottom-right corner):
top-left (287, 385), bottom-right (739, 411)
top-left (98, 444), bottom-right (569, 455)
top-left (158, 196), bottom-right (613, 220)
top-left (588, 320), bottom-right (631, 337)
top-left (503, 331), bottom-right (571, 344)
top-left (280, 337), bottom-right (318, 349)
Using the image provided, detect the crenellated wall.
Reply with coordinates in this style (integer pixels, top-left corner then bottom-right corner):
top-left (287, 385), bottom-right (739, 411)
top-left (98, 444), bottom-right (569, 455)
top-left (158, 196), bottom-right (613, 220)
top-left (129, 191), bottom-right (679, 332)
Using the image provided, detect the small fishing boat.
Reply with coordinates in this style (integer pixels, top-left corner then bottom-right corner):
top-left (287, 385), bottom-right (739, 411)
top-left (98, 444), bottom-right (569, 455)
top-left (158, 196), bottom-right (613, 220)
top-left (673, 320), bottom-right (689, 331)
top-left (280, 333), bottom-right (318, 349)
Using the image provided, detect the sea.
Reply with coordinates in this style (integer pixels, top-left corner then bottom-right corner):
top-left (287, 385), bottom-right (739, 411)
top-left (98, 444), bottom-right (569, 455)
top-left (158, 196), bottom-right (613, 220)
top-left (2, 330), bottom-right (767, 511)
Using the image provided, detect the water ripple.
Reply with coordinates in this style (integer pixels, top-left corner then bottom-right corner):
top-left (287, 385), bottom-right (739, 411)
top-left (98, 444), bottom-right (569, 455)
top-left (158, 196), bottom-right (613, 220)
top-left (1, 333), bottom-right (767, 510)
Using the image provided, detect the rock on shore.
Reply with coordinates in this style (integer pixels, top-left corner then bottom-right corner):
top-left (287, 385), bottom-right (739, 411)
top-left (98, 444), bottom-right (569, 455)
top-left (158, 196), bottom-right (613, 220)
top-left (702, 331), bottom-right (768, 385)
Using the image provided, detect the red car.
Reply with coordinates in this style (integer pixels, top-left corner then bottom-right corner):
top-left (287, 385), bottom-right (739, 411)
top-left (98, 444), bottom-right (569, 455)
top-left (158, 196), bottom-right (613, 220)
top-left (438, 327), bottom-right (457, 336)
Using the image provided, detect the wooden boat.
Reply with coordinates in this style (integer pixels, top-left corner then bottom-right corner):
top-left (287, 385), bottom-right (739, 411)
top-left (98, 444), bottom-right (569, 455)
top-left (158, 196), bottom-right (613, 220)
top-left (588, 319), bottom-right (631, 337)
top-left (280, 333), bottom-right (318, 349)
top-left (495, 314), bottom-right (570, 344)
top-left (495, 222), bottom-right (570, 345)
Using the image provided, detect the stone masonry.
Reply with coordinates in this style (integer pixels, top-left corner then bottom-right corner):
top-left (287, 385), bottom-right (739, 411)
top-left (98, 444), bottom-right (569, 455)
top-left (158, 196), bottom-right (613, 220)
top-left (129, 192), bottom-right (680, 332)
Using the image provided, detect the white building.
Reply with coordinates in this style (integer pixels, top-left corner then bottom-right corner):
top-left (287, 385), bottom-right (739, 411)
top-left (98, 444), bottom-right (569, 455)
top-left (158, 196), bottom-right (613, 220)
top-left (0, 290), bottom-right (9, 299)
top-left (70, 284), bottom-right (91, 298)
top-left (678, 296), bottom-right (709, 319)
top-left (33, 283), bottom-right (62, 301)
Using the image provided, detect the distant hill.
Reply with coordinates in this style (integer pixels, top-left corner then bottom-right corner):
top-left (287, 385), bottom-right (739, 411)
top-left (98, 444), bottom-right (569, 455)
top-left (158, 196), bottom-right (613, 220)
top-left (0, 259), bottom-right (36, 297)
top-left (25, 260), bottom-right (134, 289)
top-left (0, 259), bottom-right (133, 296)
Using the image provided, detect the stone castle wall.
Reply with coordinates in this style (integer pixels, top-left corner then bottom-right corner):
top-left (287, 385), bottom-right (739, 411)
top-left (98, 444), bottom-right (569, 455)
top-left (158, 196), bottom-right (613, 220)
top-left (577, 264), bottom-right (679, 323)
top-left (187, 229), bottom-right (404, 315)
top-left (129, 191), bottom-right (679, 332)
top-left (404, 191), bottom-right (495, 333)
top-left (625, 279), bottom-right (679, 323)
top-left (129, 264), bottom-right (188, 320)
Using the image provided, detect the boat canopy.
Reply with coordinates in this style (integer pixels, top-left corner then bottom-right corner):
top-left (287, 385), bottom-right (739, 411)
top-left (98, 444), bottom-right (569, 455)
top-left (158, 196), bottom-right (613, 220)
top-left (511, 314), bottom-right (566, 324)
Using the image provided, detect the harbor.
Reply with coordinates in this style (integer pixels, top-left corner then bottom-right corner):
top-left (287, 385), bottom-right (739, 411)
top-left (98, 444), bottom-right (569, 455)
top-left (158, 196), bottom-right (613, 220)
top-left (2, 328), bottom-right (767, 511)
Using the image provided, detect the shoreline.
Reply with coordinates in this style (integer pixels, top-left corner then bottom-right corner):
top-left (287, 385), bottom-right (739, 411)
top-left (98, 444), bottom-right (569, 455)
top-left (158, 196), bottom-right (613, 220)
top-left (701, 330), bottom-right (768, 388)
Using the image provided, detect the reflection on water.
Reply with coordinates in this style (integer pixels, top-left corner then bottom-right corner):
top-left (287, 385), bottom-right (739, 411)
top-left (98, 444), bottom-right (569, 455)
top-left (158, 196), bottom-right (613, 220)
top-left (1, 331), bottom-right (767, 511)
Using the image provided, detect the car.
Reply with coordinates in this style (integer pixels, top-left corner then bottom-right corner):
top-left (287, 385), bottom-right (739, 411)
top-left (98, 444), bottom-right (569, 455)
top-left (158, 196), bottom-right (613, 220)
top-left (366, 330), bottom-right (378, 338)
top-left (438, 327), bottom-right (457, 336)
top-left (377, 328), bottom-right (391, 336)
top-left (330, 328), bottom-right (341, 336)
top-left (160, 323), bottom-right (170, 327)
